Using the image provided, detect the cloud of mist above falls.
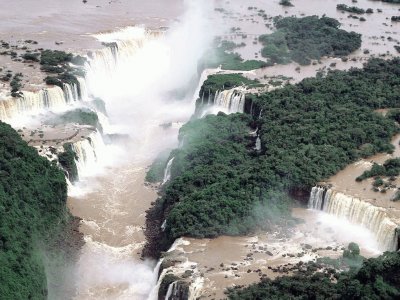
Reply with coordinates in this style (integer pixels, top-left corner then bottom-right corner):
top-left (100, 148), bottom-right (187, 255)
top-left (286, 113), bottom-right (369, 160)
top-left (86, 0), bottom-right (217, 161)
top-left (63, 1), bottom-right (218, 300)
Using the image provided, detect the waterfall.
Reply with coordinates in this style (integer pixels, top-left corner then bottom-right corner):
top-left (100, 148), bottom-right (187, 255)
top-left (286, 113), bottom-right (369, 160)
top-left (0, 81), bottom-right (89, 120)
top-left (188, 277), bottom-right (204, 300)
top-left (308, 186), bottom-right (399, 251)
top-left (308, 186), bottom-right (327, 210)
top-left (77, 77), bottom-right (89, 101)
top-left (161, 219), bottom-right (167, 232)
top-left (199, 87), bottom-right (247, 117)
top-left (63, 83), bottom-right (75, 103)
top-left (165, 282), bottom-right (176, 300)
top-left (86, 27), bottom-right (159, 84)
top-left (0, 87), bottom-right (66, 119)
top-left (214, 88), bottom-right (246, 113)
top-left (255, 136), bottom-right (261, 151)
top-left (148, 238), bottom-right (204, 300)
top-left (62, 77), bottom-right (89, 103)
top-left (162, 157), bottom-right (175, 185)
top-left (71, 130), bottom-right (106, 178)
top-left (147, 258), bottom-right (165, 300)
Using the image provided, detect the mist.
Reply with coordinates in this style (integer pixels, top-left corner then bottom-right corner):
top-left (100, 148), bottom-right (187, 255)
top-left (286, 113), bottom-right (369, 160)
top-left (66, 1), bottom-right (218, 299)
top-left (85, 0), bottom-right (216, 161)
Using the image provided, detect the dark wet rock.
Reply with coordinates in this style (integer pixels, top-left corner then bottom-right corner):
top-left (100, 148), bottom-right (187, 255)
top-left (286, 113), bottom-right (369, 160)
top-left (159, 279), bottom-right (190, 300)
top-left (158, 274), bottom-right (179, 300)
top-left (181, 270), bottom-right (193, 279)
top-left (304, 244), bottom-right (312, 250)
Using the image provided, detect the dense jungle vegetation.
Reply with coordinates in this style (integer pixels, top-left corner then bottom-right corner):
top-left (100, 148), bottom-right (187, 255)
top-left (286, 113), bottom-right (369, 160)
top-left (0, 121), bottom-right (70, 299)
top-left (148, 58), bottom-right (400, 253)
top-left (228, 251), bottom-right (400, 299)
top-left (259, 16), bottom-right (361, 65)
top-left (164, 114), bottom-right (293, 240)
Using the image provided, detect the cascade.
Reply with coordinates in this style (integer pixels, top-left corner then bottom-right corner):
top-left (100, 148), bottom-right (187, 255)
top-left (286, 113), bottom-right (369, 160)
top-left (188, 277), bottom-right (204, 300)
top-left (308, 186), bottom-right (399, 251)
top-left (77, 77), bottom-right (89, 101)
top-left (255, 136), bottom-right (261, 151)
top-left (62, 83), bottom-right (75, 103)
top-left (0, 81), bottom-right (89, 120)
top-left (147, 258), bottom-right (165, 300)
top-left (165, 281), bottom-right (176, 300)
top-left (161, 220), bottom-right (167, 231)
top-left (61, 77), bottom-right (88, 103)
top-left (0, 86), bottom-right (67, 119)
top-left (150, 238), bottom-right (204, 300)
top-left (71, 130), bottom-right (106, 178)
top-left (308, 186), bottom-right (327, 210)
top-left (86, 27), bottom-right (159, 82)
top-left (162, 157), bottom-right (175, 185)
top-left (213, 88), bottom-right (246, 113)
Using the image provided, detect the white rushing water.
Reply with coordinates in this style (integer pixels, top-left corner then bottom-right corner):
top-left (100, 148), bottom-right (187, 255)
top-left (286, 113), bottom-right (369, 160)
top-left (0, 86), bottom-right (64, 119)
top-left (71, 130), bottom-right (106, 178)
top-left (0, 77), bottom-right (89, 121)
top-left (162, 157), bottom-right (175, 185)
top-left (200, 87), bottom-right (247, 116)
top-left (213, 88), bottom-right (246, 113)
top-left (309, 186), bottom-right (399, 251)
top-left (69, 1), bottom-right (216, 299)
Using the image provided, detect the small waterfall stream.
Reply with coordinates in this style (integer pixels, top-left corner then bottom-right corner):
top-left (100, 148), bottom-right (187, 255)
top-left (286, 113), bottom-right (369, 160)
top-left (213, 88), bottom-right (246, 113)
top-left (71, 130), bottom-right (106, 178)
top-left (162, 157), bottom-right (175, 185)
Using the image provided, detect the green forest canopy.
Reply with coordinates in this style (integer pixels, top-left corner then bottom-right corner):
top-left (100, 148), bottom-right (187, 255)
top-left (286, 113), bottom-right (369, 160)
top-left (228, 251), bottom-right (400, 299)
top-left (0, 121), bottom-right (69, 299)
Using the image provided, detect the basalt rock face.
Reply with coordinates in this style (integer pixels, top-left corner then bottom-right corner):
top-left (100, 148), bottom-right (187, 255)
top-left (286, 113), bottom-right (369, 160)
top-left (162, 281), bottom-right (190, 300)
top-left (289, 187), bottom-right (312, 204)
top-left (155, 249), bottom-right (201, 300)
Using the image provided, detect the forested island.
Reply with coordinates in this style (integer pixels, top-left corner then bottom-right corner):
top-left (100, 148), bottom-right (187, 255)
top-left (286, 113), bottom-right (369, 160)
top-left (259, 16), bottom-right (361, 65)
